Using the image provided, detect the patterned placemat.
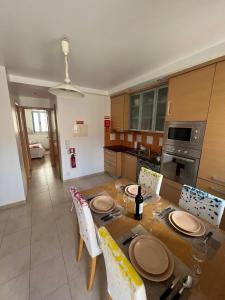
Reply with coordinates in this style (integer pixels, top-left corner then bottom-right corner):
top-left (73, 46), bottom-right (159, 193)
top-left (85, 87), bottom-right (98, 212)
top-left (121, 184), bottom-right (160, 206)
top-left (85, 192), bottom-right (124, 226)
top-left (116, 224), bottom-right (198, 300)
top-left (156, 207), bottom-right (225, 259)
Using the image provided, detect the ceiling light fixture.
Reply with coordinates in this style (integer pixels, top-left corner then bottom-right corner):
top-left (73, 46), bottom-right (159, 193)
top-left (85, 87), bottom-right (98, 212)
top-left (49, 39), bottom-right (85, 98)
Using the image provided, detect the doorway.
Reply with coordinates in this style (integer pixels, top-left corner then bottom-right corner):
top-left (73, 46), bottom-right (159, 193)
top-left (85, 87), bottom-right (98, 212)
top-left (15, 105), bottom-right (61, 181)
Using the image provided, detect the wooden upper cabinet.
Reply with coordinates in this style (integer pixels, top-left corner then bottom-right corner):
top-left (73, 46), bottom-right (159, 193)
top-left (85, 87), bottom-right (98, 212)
top-left (198, 61), bottom-right (225, 186)
top-left (166, 64), bottom-right (216, 121)
top-left (111, 94), bottom-right (129, 131)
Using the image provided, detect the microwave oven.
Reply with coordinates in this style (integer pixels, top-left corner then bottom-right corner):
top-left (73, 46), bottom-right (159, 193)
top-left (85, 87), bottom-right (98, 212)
top-left (163, 121), bottom-right (206, 149)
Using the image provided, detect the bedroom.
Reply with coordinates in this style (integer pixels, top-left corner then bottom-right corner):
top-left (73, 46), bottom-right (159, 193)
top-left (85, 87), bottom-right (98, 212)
top-left (25, 109), bottom-right (49, 160)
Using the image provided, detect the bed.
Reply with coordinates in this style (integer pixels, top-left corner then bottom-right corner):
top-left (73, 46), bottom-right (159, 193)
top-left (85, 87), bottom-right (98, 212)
top-left (29, 143), bottom-right (45, 158)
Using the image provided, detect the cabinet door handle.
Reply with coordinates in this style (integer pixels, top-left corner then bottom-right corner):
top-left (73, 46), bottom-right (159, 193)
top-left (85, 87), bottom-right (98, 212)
top-left (167, 101), bottom-right (172, 115)
top-left (210, 186), bottom-right (225, 196)
top-left (211, 176), bottom-right (225, 185)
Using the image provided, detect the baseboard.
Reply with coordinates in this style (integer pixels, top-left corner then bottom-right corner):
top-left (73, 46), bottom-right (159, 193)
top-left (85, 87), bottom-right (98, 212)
top-left (0, 200), bottom-right (26, 210)
top-left (63, 171), bottom-right (106, 183)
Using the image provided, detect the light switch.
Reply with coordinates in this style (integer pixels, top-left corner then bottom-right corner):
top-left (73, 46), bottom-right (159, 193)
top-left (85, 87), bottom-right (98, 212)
top-left (146, 136), bottom-right (153, 144)
top-left (65, 140), bottom-right (70, 149)
top-left (136, 135), bottom-right (142, 142)
top-left (159, 137), bottom-right (163, 146)
top-left (110, 133), bottom-right (116, 141)
top-left (120, 133), bottom-right (124, 140)
top-left (128, 134), bottom-right (133, 142)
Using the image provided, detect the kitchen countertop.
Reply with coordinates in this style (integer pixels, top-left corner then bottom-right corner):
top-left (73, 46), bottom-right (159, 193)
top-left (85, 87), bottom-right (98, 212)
top-left (104, 145), bottom-right (161, 165)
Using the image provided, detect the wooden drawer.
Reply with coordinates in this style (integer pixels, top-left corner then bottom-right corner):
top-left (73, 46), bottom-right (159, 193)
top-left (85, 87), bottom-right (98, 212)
top-left (104, 149), bottom-right (116, 163)
top-left (104, 150), bottom-right (121, 177)
top-left (105, 163), bottom-right (117, 177)
top-left (104, 160), bottom-right (116, 170)
top-left (196, 178), bottom-right (225, 200)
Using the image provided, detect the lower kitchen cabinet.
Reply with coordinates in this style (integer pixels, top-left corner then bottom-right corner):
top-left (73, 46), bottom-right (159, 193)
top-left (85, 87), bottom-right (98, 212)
top-left (121, 153), bottom-right (137, 182)
top-left (160, 177), bottom-right (182, 206)
top-left (196, 178), bottom-right (225, 230)
top-left (104, 149), bottom-right (121, 177)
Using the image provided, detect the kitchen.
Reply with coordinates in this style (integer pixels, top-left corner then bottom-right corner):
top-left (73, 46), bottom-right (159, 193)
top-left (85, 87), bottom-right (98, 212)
top-left (1, 2), bottom-right (225, 299)
top-left (104, 61), bottom-right (225, 229)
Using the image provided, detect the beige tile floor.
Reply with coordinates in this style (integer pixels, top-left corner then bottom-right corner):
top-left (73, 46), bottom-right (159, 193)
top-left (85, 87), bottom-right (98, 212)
top-left (0, 154), bottom-right (113, 300)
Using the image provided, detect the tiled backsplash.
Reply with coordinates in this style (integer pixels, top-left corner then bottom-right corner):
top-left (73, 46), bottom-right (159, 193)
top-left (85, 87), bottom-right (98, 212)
top-left (105, 128), bottom-right (163, 153)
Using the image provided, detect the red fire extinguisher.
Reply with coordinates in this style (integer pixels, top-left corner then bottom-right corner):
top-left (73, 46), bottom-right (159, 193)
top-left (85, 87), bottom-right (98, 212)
top-left (69, 148), bottom-right (76, 168)
top-left (71, 153), bottom-right (76, 168)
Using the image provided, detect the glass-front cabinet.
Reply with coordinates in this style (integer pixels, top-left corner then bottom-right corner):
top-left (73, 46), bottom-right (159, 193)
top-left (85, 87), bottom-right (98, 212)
top-left (130, 94), bottom-right (141, 130)
top-left (155, 86), bottom-right (168, 131)
top-left (130, 85), bottom-right (168, 132)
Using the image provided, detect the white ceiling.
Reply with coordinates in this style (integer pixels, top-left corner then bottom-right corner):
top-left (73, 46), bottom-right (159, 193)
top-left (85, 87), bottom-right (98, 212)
top-left (1, 0), bottom-right (225, 92)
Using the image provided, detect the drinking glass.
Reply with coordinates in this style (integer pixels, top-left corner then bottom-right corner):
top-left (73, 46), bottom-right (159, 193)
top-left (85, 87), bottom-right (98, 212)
top-left (149, 200), bottom-right (160, 233)
top-left (122, 193), bottom-right (128, 215)
top-left (192, 239), bottom-right (208, 275)
top-left (114, 181), bottom-right (124, 194)
top-left (152, 199), bottom-right (162, 219)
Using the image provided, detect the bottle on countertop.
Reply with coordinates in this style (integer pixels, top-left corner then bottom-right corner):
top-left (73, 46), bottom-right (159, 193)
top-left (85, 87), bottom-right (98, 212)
top-left (134, 185), bottom-right (143, 220)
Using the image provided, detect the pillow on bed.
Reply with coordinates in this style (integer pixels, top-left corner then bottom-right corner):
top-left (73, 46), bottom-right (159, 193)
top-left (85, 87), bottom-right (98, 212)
top-left (29, 140), bottom-right (38, 145)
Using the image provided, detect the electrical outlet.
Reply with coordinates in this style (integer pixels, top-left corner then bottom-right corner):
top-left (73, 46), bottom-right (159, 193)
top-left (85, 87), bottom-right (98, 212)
top-left (128, 134), bottom-right (133, 142)
top-left (136, 135), bottom-right (142, 142)
top-left (110, 133), bottom-right (116, 140)
top-left (147, 136), bottom-right (153, 144)
top-left (159, 137), bottom-right (163, 146)
top-left (120, 133), bottom-right (124, 140)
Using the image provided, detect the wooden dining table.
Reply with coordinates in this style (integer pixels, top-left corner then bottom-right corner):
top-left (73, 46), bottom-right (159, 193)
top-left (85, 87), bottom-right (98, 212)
top-left (82, 178), bottom-right (225, 300)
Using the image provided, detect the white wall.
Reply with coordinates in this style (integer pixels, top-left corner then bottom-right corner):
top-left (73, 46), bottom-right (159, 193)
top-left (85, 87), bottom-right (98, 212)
top-left (57, 94), bottom-right (110, 181)
top-left (18, 96), bottom-right (54, 108)
top-left (25, 109), bottom-right (49, 149)
top-left (0, 66), bottom-right (26, 207)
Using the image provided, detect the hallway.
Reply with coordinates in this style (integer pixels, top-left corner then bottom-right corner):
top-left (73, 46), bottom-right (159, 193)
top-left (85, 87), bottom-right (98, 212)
top-left (0, 158), bottom-right (113, 299)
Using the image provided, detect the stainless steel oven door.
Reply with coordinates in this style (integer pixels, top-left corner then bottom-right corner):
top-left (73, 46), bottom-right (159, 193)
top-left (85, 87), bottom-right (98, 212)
top-left (160, 152), bottom-right (199, 186)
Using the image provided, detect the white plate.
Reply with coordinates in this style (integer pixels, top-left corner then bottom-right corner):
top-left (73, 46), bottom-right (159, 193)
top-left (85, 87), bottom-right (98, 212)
top-left (169, 212), bottom-right (206, 237)
top-left (171, 211), bottom-right (201, 233)
top-left (133, 236), bottom-right (169, 274)
top-left (90, 197), bottom-right (115, 214)
top-left (92, 195), bottom-right (114, 211)
top-left (129, 235), bottom-right (174, 282)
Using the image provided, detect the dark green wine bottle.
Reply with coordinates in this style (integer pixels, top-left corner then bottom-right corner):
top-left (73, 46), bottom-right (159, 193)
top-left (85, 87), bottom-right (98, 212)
top-left (134, 185), bottom-right (143, 220)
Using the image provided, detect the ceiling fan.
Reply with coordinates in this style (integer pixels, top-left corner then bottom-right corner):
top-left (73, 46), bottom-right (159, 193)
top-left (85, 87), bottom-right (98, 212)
top-left (49, 39), bottom-right (85, 98)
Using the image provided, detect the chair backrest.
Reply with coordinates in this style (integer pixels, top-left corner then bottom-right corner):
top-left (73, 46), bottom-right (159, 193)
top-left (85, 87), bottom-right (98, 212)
top-left (98, 226), bottom-right (147, 300)
top-left (138, 166), bottom-right (163, 195)
top-left (179, 185), bottom-right (225, 227)
top-left (70, 186), bottom-right (101, 257)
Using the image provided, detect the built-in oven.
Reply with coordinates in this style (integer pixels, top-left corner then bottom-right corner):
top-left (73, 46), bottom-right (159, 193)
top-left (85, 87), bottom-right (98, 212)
top-left (164, 121), bottom-right (206, 149)
top-left (161, 151), bottom-right (199, 186)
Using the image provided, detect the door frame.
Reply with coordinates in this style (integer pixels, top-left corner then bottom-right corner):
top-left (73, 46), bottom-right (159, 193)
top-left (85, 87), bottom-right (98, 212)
top-left (21, 106), bottom-right (62, 180)
top-left (15, 104), bottom-right (31, 182)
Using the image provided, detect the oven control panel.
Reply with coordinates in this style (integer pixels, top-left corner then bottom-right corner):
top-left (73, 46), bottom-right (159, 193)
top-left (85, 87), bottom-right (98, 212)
top-left (163, 144), bottom-right (201, 159)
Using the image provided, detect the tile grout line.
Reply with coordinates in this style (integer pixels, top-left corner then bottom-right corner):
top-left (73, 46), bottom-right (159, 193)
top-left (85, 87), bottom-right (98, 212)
top-left (29, 173), bottom-right (33, 300)
top-left (48, 174), bottom-right (74, 300)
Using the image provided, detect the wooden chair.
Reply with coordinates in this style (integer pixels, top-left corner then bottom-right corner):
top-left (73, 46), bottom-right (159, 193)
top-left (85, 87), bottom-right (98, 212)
top-left (98, 226), bottom-right (147, 300)
top-left (138, 166), bottom-right (163, 195)
top-left (179, 184), bottom-right (225, 227)
top-left (70, 187), bottom-right (102, 290)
